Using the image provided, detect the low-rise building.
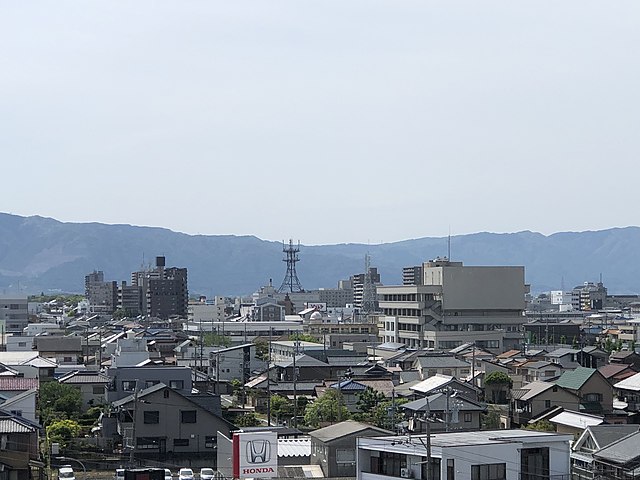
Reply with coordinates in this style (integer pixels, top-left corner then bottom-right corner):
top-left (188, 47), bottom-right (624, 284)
top-left (356, 429), bottom-right (572, 480)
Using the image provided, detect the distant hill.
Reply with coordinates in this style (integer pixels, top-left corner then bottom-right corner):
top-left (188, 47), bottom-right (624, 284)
top-left (0, 213), bottom-right (638, 296)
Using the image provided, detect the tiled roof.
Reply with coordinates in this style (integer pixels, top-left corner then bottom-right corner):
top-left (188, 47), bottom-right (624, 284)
top-left (0, 377), bottom-right (39, 391)
top-left (593, 431), bottom-right (640, 465)
top-left (309, 420), bottom-right (392, 443)
top-left (598, 364), bottom-right (633, 379)
top-left (58, 371), bottom-right (110, 384)
top-left (0, 418), bottom-right (37, 433)
top-left (555, 367), bottom-right (596, 390)
top-left (415, 356), bottom-right (470, 369)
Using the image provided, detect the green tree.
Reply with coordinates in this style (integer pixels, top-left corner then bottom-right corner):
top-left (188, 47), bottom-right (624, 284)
top-left (371, 398), bottom-right (408, 430)
top-left (481, 409), bottom-right (502, 429)
top-left (525, 419), bottom-right (555, 432)
top-left (270, 395), bottom-right (294, 425)
top-left (235, 413), bottom-right (261, 427)
top-left (47, 419), bottom-right (81, 450)
top-left (39, 382), bottom-right (82, 426)
top-left (254, 338), bottom-right (270, 361)
top-left (204, 333), bottom-right (232, 347)
top-left (356, 387), bottom-right (386, 417)
top-left (303, 389), bottom-right (350, 427)
top-left (289, 333), bottom-right (321, 344)
top-left (484, 371), bottom-right (513, 404)
top-left (572, 336), bottom-right (579, 349)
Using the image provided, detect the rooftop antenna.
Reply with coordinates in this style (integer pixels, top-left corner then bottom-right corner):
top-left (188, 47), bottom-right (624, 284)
top-left (277, 239), bottom-right (305, 293)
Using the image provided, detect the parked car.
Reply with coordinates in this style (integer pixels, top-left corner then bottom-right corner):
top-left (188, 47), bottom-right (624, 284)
top-left (59, 466), bottom-right (75, 480)
top-left (115, 469), bottom-right (125, 480)
top-left (164, 470), bottom-right (173, 480)
top-left (178, 469), bottom-right (194, 480)
top-left (199, 469), bottom-right (214, 480)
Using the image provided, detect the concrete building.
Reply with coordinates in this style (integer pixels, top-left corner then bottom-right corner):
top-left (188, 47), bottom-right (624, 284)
top-left (356, 430), bottom-right (572, 480)
top-left (129, 256), bottom-right (188, 319)
top-left (85, 270), bottom-right (118, 314)
top-left (377, 260), bottom-right (527, 351)
top-left (572, 282), bottom-right (607, 312)
top-left (0, 298), bottom-right (28, 335)
top-left (208, 343), bottom-right (263, 384)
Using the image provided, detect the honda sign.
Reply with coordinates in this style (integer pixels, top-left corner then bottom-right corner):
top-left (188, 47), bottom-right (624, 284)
top-left (232, 432), bottom-right (278, 479)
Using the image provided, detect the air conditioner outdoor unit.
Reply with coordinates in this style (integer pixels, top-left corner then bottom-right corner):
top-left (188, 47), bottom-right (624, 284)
top-left (400, 468), bottom-right (413, 478)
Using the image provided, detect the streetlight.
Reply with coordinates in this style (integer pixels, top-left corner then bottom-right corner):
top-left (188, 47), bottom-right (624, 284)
top-left (56, 456), bottom-right (86, 480)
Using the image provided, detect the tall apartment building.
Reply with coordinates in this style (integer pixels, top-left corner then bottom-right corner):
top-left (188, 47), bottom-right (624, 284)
top-left (85, 270), bottom-right (117, 314)
top-left (402, 265), bottom-right (424, 286)
top-left (571, 282), bottom-right (607, 311)
top-left (352, 267), bottom-right (381, 310)
top-left (0, 298), bottom-right (28, 335)
top-left (377, 259), bottom-right (527, 352)
top-left (122, 256), bottom-right (188, 319)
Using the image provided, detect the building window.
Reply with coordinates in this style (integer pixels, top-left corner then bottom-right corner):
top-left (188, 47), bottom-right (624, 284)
top-left (471, 463), bottom-right (506, 480)
top-left (169, 380), bottom-right (184, 389)
top-left (173, 439), bottom-right (190, 447)
top-left (92, 385), bottom-right (104, 394)
top-left (143, 411), bottom-right (160, 424)
top-left (145, 380), bottom-right (160, 388)
top-left (585, 393), bottom-right (602, 402)
top-left (378, 452), bottom-right (406, 477)
top-left (545, 400), bottom-right (551, 408)
top-left (336, 449), bottom-right (356, 464)
top-left (181, 410), bottom-right (197, 423)
top-left (464, 413), bottom-right (472, 423)
top-left (205, 436), bottom-right (216, 448)
top-left (122, 381), bottom-right (136, 392)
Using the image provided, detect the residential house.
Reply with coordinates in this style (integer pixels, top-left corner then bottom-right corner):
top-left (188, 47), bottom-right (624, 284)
top-left (609, 350), bottom-right (640, 371)
top-left (105, 365), bottom-right (192, 403)
top-left (401, 393), bottom-right (486, 432)
top-left (109, 383), bottom-right (233, 462)
top-left (598, 364), bottom-right (638, 386)
top-left (33, 336), bottom-right (83, 365)
top-left (592, 430), bottom-right (640, 479)
top-left (555, 367), bottom-right (613, 415)
top-left (516, 361), bottom-right (563, 383)
top-left (0, 410), bottom-right (42, 480)
top-left (0, 389), bottom-right (38, 423)
top-left (309, 420), bottom-right (392, 478)
top-left (0, 352), bottom-right (56, 381)
top-left (58, 370), bottom-right (110, 410)
top-left (613, 371), bottom-right (640, 413)
top-left (273, 355), bottom-right (330, 382)
top-left (511, 381), bottom-right (580, 426)
top-left (356, 430), bottom-right (573, 480)
top-left (571, 424), bottom-right (640, 480)
top-left (545, 347), bottom-right (580, 369)
top-left (577, 346), bottom-right (609, 369)
top-left (412, 355), bottom-right (471, 380)
top-left (410, 374), bottom-right (480, 402)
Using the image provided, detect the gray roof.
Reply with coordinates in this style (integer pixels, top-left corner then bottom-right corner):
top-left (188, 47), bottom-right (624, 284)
top-left (58, 370), bottom-right (110, 384)
top-left (587, 425), bottom-right (640, 450)
top-left (34, 336), bottom-right (82, 352)
top-left (402, 393), bottom-right (485, 413)
top-left (546, 348), bottom-right (579, 358)
top-left (415, 356), bottom-right (470, 369)
top-left (399, 371), bottom-right (421, 383)
top-left (309, 420), bottom-right (392, 443)
top-left (275, 355), bottom-right (329, 369)
top-left (593, 431), bottom-right (640, 465)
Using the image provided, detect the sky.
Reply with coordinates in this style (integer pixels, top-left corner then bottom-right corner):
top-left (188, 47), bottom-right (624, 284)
top-left (1, 1), bottom-right (639, 245)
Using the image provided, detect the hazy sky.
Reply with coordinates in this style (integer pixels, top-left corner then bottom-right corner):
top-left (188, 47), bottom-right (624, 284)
top-left (2, 2), bottom-right (639, 245)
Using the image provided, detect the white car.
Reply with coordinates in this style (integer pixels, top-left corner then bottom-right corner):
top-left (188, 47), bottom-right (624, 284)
top-left (164, 469), bottom-right (173, 480)
top-left (178, 469), bottom-right (194, 480)
top-left (59, 466), bottom-right (75, 480)
top-left (114, 469), bottom-right (125, 480)
top-left (200, 469), bottom-right (214, 480)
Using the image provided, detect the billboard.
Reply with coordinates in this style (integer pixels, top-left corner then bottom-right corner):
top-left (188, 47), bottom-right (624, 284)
top-left (232, 432), bottom-right (278, 479)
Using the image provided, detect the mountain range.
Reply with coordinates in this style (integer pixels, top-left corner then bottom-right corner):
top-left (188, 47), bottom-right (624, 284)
top-left (0, 212), bottom-right (638, 297)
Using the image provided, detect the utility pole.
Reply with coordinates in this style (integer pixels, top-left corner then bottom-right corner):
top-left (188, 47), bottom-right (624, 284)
top-left (129, 381), bottom-right (139, 466)
top-left (445, 386), bottom-right (451, 432)
top-left (292, 339), bottom-right (298, 428)
top-left (267, 327), bottom-right (272, 426)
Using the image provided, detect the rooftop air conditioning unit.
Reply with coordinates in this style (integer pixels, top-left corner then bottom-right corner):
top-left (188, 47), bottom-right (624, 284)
top-left (401, 468), bottom-right (413, 478)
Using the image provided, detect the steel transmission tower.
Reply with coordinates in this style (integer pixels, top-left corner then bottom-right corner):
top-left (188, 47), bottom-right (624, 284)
top-left (278, 239), bottom-right (305, 293)
top-left (361, 254), bottom-right (377, 314)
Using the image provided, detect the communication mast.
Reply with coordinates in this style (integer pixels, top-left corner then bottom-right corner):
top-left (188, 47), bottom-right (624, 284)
top-left (277, 239), bottom-right (305, 293)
